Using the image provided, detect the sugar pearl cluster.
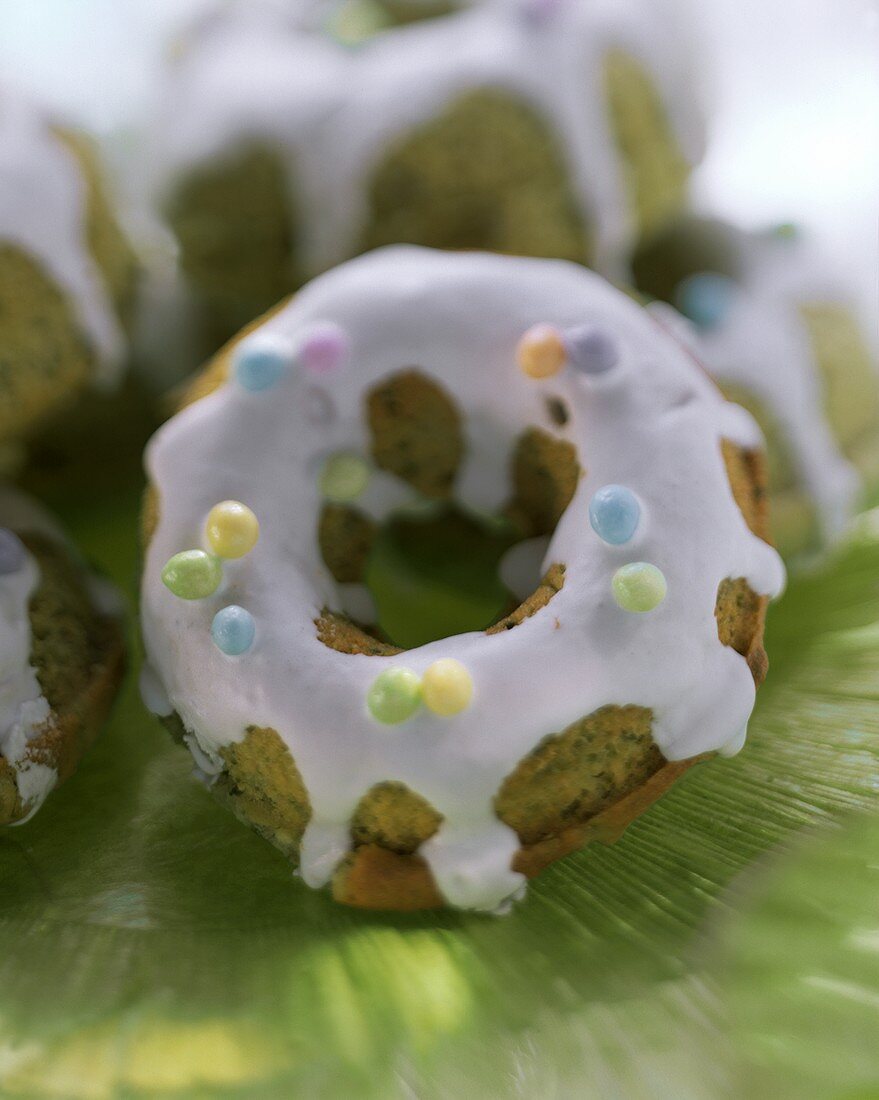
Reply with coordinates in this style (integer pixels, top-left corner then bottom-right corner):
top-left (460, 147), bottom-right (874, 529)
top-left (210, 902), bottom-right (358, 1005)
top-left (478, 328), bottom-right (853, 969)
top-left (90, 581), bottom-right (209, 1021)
top-left (368, 659), bottom-right (474, 725)
top-left (159, 322), bottom-right (356, 655)
top-left (516, 321), bottom-right (620, 380)
top-left (234, 322), bottom-right (350, 393)
top-left (161, 500), bottom-right (260, 655)
top-left (517, 322), bottom-right (668, 614)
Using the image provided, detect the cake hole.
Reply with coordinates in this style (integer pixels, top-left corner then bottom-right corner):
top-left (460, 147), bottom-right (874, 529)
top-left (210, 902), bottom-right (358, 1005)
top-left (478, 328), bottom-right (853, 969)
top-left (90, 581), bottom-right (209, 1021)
top-left (364, 505), bottom-right (520, 649)
top-left (318, 502), bottom-right (567, 653)
top-left (318, 392), bottom-right (578, 651)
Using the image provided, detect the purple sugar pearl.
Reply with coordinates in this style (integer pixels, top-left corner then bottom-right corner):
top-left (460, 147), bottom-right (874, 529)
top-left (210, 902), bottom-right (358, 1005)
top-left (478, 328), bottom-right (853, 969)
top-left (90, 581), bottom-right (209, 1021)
top-left (521, 0), bottom-right (566, 26)
top-left (0, 528), bottom-right (26, 575)
top-left (564, 325), bottom-right (620, 375)
top-left (300, 322), bottom-right (350, 376)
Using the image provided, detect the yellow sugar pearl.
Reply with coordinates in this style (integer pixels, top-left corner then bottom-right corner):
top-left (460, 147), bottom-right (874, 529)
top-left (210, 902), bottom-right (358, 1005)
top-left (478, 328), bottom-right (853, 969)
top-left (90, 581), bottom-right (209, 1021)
top-left (421, 658), bottom-right (474, 717)
top-left (516, 324), bottom-right (567, 379)
top-left (206, 500), bottom-right (260, 559)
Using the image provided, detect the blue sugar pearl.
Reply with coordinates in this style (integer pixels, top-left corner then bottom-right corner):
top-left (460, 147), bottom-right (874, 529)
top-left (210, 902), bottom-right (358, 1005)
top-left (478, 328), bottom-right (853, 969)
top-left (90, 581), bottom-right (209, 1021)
top-left (211, 605), bottom-right (256, 655)
top-left (675, 273), bottom-right (737, 330)
top-left (589, 485), bottom-right (641, 545)
top-left (0, 528), bottom-right (26, 575)
top-left (233, 336), bottom-right (293, 393)
top-left (564, 325), bottom-right (620, 375)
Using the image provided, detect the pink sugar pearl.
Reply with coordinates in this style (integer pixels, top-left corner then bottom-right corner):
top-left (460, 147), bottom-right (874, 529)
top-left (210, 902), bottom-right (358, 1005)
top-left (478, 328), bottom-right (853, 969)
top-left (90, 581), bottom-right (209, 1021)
top-left (300, 323), bottom-right (350, 375)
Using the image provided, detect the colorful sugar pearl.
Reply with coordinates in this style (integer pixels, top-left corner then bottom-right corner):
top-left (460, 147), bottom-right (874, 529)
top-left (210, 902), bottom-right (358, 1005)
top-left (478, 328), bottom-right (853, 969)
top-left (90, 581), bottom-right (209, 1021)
top-left (211, 605), bottom-right (256, 655)
top-left (564, 324), bottom-right (620, 375)
top-left (422, 659), bottom-right (474, 717)
top-left (233, 334), bottom-right (294, 393)
top-left (0, 528), bottom-right (26, 575)
top-left (675, 273), bottom-right (737, 331)
top-left (162, 550), bottom-right (223, 600)
top-left (300, 322), bottom-right (350, 376)
top-left (589, 485), bottom-right (641, 545)
top-left (517, 324), bottom-right (567, 379)
top-left (206, 500), bottom-right (259, 560)
top-left (319, 453), bottom-right (370, 502)
top-left (368, 667), bottom-right (422, 724)
top-left (612, 562), bottom-right (667, 613)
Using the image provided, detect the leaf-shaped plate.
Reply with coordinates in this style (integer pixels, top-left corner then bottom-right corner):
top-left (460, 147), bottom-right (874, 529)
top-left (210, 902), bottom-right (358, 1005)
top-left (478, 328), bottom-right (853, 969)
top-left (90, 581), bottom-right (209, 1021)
top-left (0, 487), bottom-right (877, 1099)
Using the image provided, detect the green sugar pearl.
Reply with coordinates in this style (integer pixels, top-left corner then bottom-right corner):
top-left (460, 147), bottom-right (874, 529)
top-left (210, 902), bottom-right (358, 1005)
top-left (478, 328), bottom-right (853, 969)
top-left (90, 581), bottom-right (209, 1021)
top-left (612, 562), bottom-right (667, 613)
top-left (319, 453), bottom-right (370, 503)
top-left (162, 550), bottom-right (223, 600)
top-left (367, 667), bottom-right (422, 725)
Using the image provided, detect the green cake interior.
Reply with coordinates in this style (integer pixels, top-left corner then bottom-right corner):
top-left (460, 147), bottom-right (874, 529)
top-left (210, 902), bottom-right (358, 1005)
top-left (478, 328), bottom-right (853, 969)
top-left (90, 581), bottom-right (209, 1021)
top-left (166, 49), bottom-right (692, 351)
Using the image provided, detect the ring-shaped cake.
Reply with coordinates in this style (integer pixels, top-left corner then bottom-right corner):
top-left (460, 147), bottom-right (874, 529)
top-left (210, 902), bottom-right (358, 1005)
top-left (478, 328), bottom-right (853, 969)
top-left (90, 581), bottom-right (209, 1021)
top-left (141, 248), bottom-right (784, 911)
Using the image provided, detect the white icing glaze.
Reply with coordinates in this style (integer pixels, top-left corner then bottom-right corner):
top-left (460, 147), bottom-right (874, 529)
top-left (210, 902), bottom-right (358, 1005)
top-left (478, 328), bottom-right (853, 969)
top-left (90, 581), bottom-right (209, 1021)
top-left (151, 0), bottom-right (705, 281)
top-left (138, 663), bottom-right (174, 718)
top-left (659, 230), bottom-right (872, 547)
top-left (141, 247), bottom-right (785, 911)
top-left (0, 85), bottom-right (125, 386)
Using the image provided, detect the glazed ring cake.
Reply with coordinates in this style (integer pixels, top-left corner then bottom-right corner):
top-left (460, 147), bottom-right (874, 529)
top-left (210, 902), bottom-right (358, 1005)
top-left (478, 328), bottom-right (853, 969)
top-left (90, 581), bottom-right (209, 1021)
top-left (0, 86), bottom-right (138, 456)
top-left (154, 0), bottom-right (703, 346)
top-left (633, 217), bottom-right (879, 560)
top-left (0, 488), bottom-right (125, 824)
top-left (140, 247), bottom-right (784, 912)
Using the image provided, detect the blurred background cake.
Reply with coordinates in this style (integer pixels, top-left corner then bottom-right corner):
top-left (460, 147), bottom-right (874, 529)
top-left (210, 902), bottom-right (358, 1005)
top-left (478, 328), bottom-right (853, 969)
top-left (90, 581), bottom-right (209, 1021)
top-left (150, 0), bottom-right (703, 348)
top-left (634, 218), bottom-right (879, 558)
top-left (0, 84), bottom-right (138, 463)
top-left (136, 0), bottom-right (877, 560)
top-left (0, 0), bottom-right (873, 556)
top-left (0, 487), bottom-right (124, 825)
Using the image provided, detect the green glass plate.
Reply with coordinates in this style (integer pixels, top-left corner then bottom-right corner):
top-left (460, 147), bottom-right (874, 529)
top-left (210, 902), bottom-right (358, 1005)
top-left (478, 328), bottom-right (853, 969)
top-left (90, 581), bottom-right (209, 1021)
top-left (1, 478), bottom-right (878, 1099)
top-left (717, 811), bottom-right (879, 1099)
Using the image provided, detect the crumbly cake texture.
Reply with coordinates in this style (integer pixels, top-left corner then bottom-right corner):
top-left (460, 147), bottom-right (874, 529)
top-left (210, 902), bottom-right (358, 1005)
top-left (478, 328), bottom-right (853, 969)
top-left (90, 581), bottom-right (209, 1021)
top-left (634, 217), bottom-right (879, 560)
top-left (155, 0), bottom-right (703, 344)
top-left (0, 87), bottom-right (137, 447)
top-left (140, 247), bottom-right (784, 913)
top-left (165, 145), bottom-right (300, 353)
top-left (0, 489), bottom-right (125, 825)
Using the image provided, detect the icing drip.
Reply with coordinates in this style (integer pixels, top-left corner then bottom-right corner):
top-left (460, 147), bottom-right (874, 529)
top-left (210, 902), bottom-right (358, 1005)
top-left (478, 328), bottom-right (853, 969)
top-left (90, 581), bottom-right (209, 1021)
top-left (152, 0), bottom-right (705, 280)
top-left (0, 86), bottom-right (125, 386)
top-left (142, 248), bottom-right (784, 911)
